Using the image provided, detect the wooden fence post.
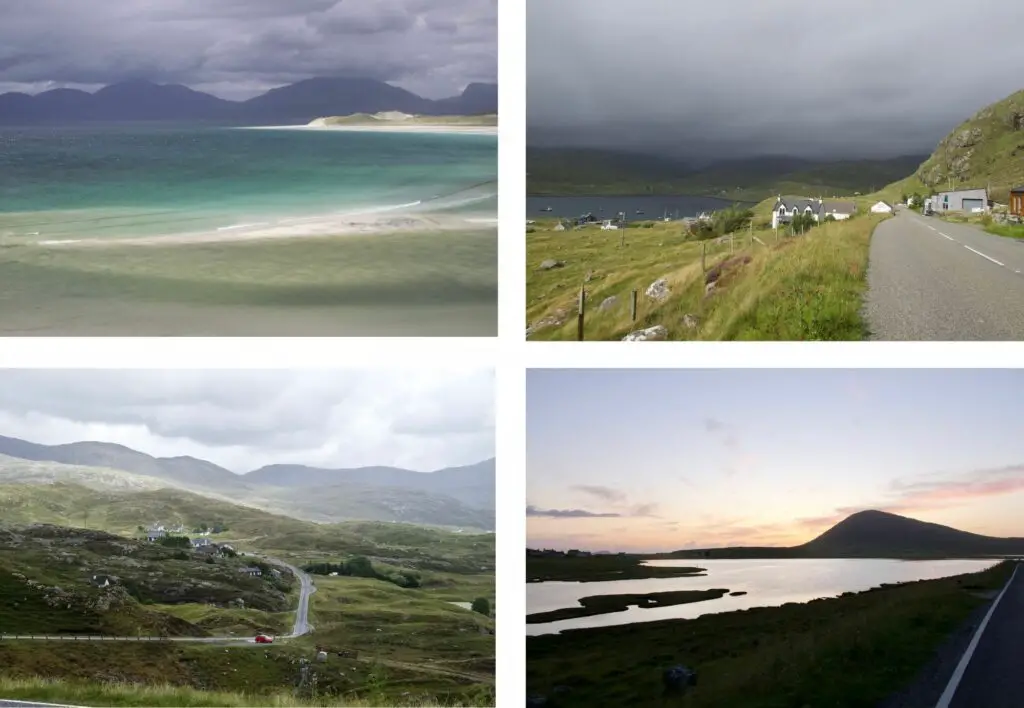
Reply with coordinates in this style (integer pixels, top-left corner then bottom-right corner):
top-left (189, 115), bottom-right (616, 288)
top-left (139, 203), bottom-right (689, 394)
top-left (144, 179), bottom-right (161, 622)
top-left (620, 230), bottom-right (625, 248)
top-left (701, 242), bottom-right (707, 272)
top-left (576, 286), bottom-right (585, 341)
top-left (630, 289), bottom-right (638, 322)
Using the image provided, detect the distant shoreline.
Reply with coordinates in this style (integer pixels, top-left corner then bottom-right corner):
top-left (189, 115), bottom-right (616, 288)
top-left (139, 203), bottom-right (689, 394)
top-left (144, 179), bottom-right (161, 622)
top-left (241, 124), bottom-right (497, 136)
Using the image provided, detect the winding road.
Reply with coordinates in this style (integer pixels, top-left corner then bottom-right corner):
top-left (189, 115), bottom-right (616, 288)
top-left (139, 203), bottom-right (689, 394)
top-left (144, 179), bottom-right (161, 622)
top-left (864, 208), bottom-right (1024, 339)
top-left (0, 557), bottom-right (315, 645)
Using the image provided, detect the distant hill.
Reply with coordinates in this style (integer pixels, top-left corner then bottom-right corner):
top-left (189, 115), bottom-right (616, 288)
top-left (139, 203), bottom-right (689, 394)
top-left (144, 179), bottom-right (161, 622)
top-left (0, 434), bottom-right (494, 529)
top-left (907, 88), bottom-right (1024, 203)
top-left (0, 78), bottom-right (498, 126)
top-left (662, 510), bottom-right (1024, 559)
top-left (526, 147), bottom-right (925, 201)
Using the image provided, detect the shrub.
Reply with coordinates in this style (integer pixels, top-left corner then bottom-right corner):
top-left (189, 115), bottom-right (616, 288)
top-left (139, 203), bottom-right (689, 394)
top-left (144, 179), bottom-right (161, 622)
top-left (471, 597), bottom-right (490, 616)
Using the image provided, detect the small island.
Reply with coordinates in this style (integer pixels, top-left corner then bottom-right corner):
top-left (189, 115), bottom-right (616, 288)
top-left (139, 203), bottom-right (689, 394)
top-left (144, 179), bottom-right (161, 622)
top-left (527, 588), bottom-right (731, 624)
top-left (527, 549), bottom-right (705, 583)
top-left (306, 111), bottom-right (497, 134)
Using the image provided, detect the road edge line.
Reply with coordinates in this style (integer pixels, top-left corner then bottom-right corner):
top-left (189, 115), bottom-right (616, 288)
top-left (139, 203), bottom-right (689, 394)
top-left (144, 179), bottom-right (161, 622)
top-left (935, 562), bottom-right (1020, 708)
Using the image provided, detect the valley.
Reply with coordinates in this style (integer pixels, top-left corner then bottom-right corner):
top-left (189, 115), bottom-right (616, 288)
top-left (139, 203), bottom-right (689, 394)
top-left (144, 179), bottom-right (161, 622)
top-left (0, 436), bottom-right (495, 707)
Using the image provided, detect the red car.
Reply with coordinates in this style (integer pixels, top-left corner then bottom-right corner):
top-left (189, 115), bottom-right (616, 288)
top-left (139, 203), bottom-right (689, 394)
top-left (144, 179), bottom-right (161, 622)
top-left (254, 634), bottom-right (274, 644)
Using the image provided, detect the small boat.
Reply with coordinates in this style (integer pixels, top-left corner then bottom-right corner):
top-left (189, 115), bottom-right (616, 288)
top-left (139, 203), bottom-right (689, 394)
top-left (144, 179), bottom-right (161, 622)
top-left (541, 206), bottom-right (553, 212)
top-left (635, 209), bottom-right (644, 215)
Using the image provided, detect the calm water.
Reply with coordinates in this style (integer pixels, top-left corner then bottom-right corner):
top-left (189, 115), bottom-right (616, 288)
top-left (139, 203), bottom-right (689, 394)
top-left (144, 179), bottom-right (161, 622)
top-left (526, 194), bottom-right (747, 219)
top-left (526, 558), bottom-right (997, 635)
top-left (0, 125), bottom-right (496, 240)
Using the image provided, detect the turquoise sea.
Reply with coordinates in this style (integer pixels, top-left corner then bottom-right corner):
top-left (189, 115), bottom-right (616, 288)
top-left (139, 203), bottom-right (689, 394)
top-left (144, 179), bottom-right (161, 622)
top-left (0, 125), bottom-right (496, 241)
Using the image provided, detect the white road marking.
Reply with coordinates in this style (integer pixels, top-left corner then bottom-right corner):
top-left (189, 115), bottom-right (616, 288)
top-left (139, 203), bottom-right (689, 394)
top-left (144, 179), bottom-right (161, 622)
top-left (962, 245), bottom-right (1005, 267)
top-left (938, 232), bottom-right (956, 241)
top-left (936, 563), bottom-right (1019, 708)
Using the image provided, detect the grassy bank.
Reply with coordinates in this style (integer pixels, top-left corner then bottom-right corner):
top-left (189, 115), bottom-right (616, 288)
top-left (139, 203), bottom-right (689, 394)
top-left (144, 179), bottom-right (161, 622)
top-left (985, 222), bottom-right (1024, 239)
top-left (527, 589), bottom-right (730, 624)
top-left (527, 561), bottom-right (1014, 707)
top-left (527, 554), bottom-right (704, 583)
top-left (0, 230), bottom-right (496, 335)
top-left (526, 214), bottom-right (884, 340)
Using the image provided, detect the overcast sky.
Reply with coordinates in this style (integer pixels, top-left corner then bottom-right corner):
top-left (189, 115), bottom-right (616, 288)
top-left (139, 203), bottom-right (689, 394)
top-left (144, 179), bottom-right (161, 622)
top-left (0, 369), bottom-right (494, 473)
top-left (528, 369), bottom-right (1024, 553)
top-left (528, 0), bottom-right (1024, 160)
top-left (0, 0), bottom-right (496, 100)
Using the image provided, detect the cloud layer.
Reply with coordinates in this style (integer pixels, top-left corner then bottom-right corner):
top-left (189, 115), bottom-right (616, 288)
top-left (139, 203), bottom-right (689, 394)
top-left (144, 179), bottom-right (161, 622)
top-left (0, 369), bottom-right (494, 472)
top-left (0, 0), bottom-right (496, 99)
top-left (527, 0), bottom-right (1024, 159)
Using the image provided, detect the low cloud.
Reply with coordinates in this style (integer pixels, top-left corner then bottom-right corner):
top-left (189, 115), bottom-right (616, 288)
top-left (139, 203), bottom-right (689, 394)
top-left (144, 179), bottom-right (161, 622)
top-left (526, 505), bottom-right (621, 519)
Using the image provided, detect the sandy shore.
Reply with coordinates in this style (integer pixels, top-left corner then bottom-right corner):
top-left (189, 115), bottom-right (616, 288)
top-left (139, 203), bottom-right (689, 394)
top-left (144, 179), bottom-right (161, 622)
top-left (27, 209), bottom-right (495, 248)
top-left (240, 124), bottom-right (497, 136)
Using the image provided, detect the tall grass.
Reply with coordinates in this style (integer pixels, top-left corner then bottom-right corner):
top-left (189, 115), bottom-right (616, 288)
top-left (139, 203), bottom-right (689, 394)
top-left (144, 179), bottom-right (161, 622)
top-left (526, 214), bottom-right (884, 340)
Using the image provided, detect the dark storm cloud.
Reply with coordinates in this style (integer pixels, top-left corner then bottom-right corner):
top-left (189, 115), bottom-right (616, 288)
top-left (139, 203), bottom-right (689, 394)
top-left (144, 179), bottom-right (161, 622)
top-left (0, 0), bottom-right (495, 99)
top-left (0, 370), bottom-right (494, 472)
top-left (527, 0), bottom-right (1024, 160)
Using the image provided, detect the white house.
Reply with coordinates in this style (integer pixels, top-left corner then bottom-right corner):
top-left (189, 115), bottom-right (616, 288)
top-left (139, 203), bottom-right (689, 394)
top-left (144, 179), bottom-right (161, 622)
top-left (600, 220), bottom-right (619, 230)
top-left (771, 196), bottom-right (857, 229)
top-left (870, 201), bottom-right (893, 214)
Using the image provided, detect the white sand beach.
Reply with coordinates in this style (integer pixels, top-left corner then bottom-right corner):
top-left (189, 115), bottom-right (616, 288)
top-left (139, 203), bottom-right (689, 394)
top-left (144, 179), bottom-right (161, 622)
top-left (242, 123), bottom-right (497, 136)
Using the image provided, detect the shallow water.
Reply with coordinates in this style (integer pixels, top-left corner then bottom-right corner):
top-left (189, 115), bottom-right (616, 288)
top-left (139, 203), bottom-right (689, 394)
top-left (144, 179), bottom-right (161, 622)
top-left (0, 125), bottom-right (496, 241)
top-left (526, 558), bottom-right (997, 635)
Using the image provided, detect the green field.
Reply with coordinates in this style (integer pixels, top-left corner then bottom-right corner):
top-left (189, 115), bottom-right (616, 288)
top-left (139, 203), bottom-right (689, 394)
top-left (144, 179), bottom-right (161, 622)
top-left (526, 213), bottom-right (884, 341)
top-left (0, 230), bottom-right (496, 335)
top-left (527, 561), bottom-right (1014, 708)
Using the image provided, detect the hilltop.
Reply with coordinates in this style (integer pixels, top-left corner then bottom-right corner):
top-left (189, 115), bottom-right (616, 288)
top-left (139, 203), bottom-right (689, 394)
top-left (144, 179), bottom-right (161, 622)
top-left (661, 510), bottom-right (1024, 559)
top-left (0, 435), bottom-right (495, 530)
top-left (0, 77), bottom-right (498, 126)
top-left (908, 88), bottom-right (1024, 202)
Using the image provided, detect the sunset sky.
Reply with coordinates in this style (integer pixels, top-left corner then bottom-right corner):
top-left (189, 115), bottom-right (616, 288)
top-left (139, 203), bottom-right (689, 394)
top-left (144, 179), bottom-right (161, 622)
top-left (527, 369), bottom-right (1024, 553)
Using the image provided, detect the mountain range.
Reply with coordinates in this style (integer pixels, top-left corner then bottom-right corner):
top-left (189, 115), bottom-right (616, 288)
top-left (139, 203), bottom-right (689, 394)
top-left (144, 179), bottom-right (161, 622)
top-left (661, 510), bottom-right (1024, 559)
top-left (0, 77), bottom-right (498, 126)
top-left (0, 434), bottom-right (495, 530)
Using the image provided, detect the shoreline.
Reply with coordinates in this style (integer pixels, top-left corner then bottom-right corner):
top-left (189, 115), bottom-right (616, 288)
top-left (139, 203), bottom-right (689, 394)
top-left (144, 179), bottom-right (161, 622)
top-left (240, 124), bottom-right (497, 136)
top-left (527, 561), bottom-right (1015, 707)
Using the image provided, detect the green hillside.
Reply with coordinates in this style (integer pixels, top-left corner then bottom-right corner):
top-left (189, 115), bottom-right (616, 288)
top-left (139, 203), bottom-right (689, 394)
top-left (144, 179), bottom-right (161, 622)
top-left (912, 88), bottom-right (1024, 202)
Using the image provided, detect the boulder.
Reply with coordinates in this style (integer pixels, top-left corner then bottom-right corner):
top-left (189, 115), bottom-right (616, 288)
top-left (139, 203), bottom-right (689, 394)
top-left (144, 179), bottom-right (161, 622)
top-left (622, 325), bottom-right (667, 342)
top-left (598, 296), bottom-right (618, 311)
top-left (663, 665), bottom-right (698, 693)
top-left (645, 278), bottom-right (670, 301)
top-left (538, 259), bottom-right (565, 271)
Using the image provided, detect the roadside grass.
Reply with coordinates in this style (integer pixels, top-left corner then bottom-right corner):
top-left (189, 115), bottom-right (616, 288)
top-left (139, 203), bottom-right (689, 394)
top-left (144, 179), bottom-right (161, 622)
top-left (526, 554), bottom-right (704, 583)
top-left (0, 675), bottom-right (458, 707)
top-left (527, 561), bottom-right (1014, 708)
top-left (526, 214), bottom-right (884, 341)
top-left (984, 222), bottom-right (1024, 239)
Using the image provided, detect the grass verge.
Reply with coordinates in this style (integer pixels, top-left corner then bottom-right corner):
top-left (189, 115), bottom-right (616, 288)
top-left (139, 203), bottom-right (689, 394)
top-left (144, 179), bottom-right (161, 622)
top-left (526, 215), bottom-right (884, 341)
top-left (526, 561), bottom-right (1013, 707)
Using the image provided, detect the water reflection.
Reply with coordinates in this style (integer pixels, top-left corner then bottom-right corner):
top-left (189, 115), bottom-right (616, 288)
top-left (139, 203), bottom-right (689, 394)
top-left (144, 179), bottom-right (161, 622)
top-left (526, 558), bottom-right (996, 635)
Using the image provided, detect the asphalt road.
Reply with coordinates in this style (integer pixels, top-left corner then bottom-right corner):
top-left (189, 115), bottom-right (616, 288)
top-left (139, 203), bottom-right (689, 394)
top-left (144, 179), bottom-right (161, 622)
top-left (0, 557), bottom-right (315, 645)
top-left (945, 564), bottom-right (1024, 708)
top-left (864, 209), bottom-right (1024, 339)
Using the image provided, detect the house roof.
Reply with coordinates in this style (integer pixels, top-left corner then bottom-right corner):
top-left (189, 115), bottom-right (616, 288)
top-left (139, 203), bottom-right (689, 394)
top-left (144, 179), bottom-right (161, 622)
top-left (822, 200), bottom-right (856, 214)
top-left (1011, 186), bottom-right (1024, 193)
